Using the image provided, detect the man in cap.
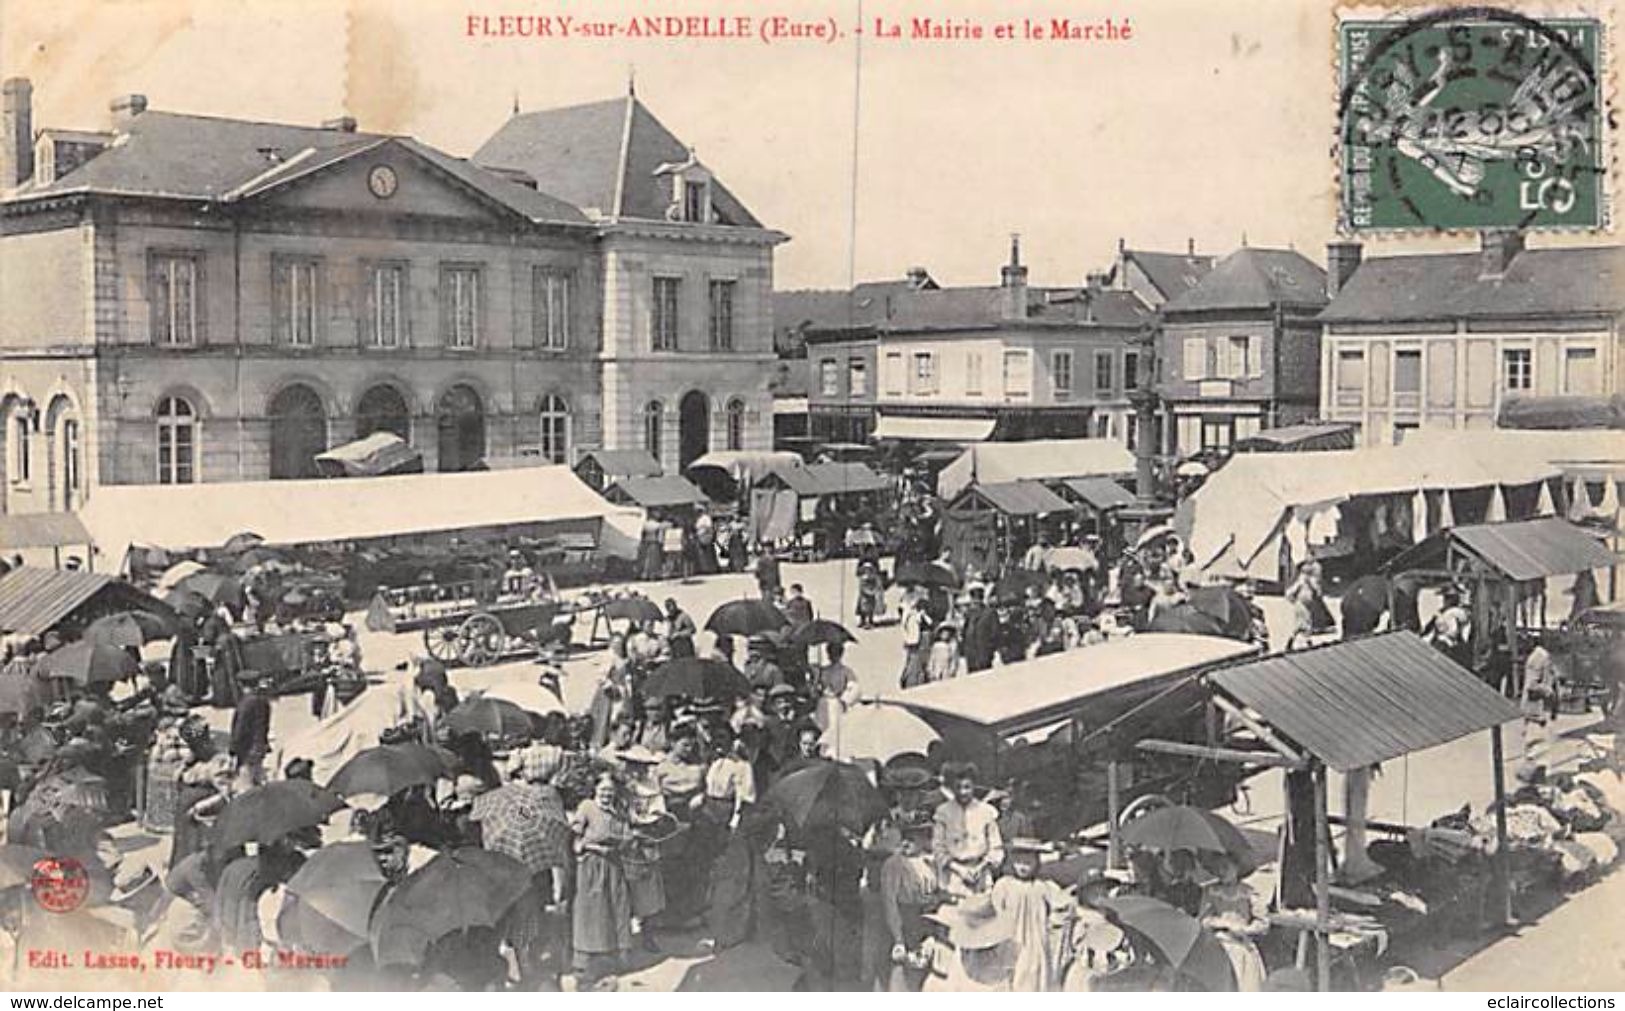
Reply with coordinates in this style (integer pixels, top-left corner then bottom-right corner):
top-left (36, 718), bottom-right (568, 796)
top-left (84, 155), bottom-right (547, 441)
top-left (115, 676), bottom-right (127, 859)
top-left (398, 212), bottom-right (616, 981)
top-left (228, 670), bottom-right (272, 792)
top-left (931, 762), bottom-right (1004, 897)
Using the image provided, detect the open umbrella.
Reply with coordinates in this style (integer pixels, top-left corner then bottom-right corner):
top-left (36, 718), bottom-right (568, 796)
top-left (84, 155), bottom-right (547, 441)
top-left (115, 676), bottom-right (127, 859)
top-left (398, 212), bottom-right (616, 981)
top-left (1185, 586), bottom-right (1256, 641)
top-left (819, 702), bottom-right (939, 763)
top-left (1176, 460), bottom-right (1211, 478)
top-left (370, 847), bottom-right (535, 967)
top-left (644, 656), bottom-right (750, 702)
top-left (226, 547), bottom-right (295, 574)
top-left (1100, 894), bottom-right (1236, 991)
top-left (35, 640), bottom-right (139, 686)
top-left (894, 560), bottom-right (960, 589)
top-left (478, 679), bottom-right (565, 717)
top-left (174, 572), bottom-right (245, 610)
top-left (766, 760), bottom-right (887, 834)
top-left (705, 599), bottom-right (789, 637)
top-left (1120, 805), bottom-right (1258, 874)
top-left (155, 560), bottom-right (207, 593)
top-left (787, 619), bottom-right (856, 648)
top-left (443, 697), bottom-right (534, 739)
top-left (469, 781), bottom-right (572, 874)
top-left (1046, 546), bottom-right (1100, 573)
top-left (278, 841), bottom-right (390, 953)
top-left (0, 843), bottom-right (48, 891)
top-left (326, 743), bottom-right (453, 800)
top-left (221, 531), bottom-right (266, 553)
top-left (993, 567), bottom-right (1049, 602)
top-left (84, 611), bottom-right (176, 648)
top-left (0, 673), bottom-right (47, 717)
top-left (1135, 524), bottom-right (1179, 552)
top-left (163, 588), bottom-right (213, 619)
top-left (213, 780), bottom-right (345, 853)
top-left (602, 597), bottom-right (663, 624)
top-left (1147, 603), bottom-right (1232, 640)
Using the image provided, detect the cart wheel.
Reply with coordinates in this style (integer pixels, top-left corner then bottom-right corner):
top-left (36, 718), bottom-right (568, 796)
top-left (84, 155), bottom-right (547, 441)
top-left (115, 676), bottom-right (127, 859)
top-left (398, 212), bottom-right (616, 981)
top-left (457, 613), bottom-right (506, 667)
top-left (424, 625), bottom-right (462, 664)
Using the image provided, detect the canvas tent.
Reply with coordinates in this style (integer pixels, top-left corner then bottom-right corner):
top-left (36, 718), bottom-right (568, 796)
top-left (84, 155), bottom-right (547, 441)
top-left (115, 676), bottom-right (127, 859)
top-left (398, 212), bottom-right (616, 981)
top-left (79, 466), bottom-right (643, 570)
top-left (937, 438), bottom-right (1134, 500)
top-left (314, 432), bottom-right (424, 478)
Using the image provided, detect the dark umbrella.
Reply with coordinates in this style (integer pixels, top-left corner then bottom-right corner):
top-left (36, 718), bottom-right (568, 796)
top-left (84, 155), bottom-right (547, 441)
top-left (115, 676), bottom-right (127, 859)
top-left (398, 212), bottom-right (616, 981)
top-left (35, 640), bottom-right (139, 686)
top-left (1186, 586), bottom-right (1255, 641)
top-left (894, 560), bottom-right (960, 589)
top-left (369, 847), bottom-right (535, 967)
top-left (84, 610), bottom-right (176, 648)
top-left (993, 567), bottom-right (1048, 602)
top-left (163, 588), bottom-right (213, 619)
top-left (226, 547), bottom-right (295, 574)
top-left (1100, 894), bottom-right (1236, 991)
top-left (1147, 603), bottom-right (1233, 640)
top-left (644, 656), bottom-right (751, 702)
top-left (326, 743), bottom-right (454, 800)
top-left (602, 597), bottom-right (663, 624)
top-left (213, 780), bottom-right (345, 853)
top-left (705, 599), bottom-right (790, 637)
top-left (786, 618), bottom-right (856, 648)
top-left (0, 673), bottom-right (46, 717)
top-left (443, 697), bottom-right (534, 739)
top-left (766, 760), bottom-right (887, 834)
top-left (278, 841), bottom-right (390, 953)
top-left (1120, 805), bottom-right (1258, 873)
top-left (174, 572), bottom-right (245, 610)
top-left (0, 843), bottom-right (48, 891)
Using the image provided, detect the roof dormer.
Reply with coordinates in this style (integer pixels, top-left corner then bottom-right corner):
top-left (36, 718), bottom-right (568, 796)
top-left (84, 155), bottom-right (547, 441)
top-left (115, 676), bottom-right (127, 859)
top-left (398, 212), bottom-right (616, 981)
top-left (655, 149), bottom-right (714, 224)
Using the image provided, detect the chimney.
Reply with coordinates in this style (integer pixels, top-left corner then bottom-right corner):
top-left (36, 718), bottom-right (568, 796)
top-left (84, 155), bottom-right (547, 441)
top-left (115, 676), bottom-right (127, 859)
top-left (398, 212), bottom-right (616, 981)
top-left (2, 78), bottom-right (33, 190)
top-left (905, 266), bottom-right (931, 290)
top-left (109, 93), bottom-right (148, 130)
top-left (1000, 233), bottom-right (1029, 321)
top-left (1326, 240), bottom-right (1363, 297)
top-left (1479, 228), bottom-right (1524, 278)
top-left (321, 116), bottom-right (357, 132)
top-left (1187, 237), bottom-right (1196, 256)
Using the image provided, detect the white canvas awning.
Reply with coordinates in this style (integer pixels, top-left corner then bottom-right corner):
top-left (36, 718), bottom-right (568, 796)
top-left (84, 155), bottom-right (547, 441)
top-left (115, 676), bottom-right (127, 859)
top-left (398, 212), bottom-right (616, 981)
top-left (871, 414), bottom-right (996, 443)
top-left (937, 438), bottom-right (1135, 500)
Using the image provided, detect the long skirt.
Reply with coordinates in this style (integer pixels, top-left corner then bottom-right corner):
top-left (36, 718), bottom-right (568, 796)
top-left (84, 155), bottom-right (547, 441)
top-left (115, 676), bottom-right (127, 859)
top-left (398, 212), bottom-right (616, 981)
top-left (657, 823), bottom-right (704, 924)
top-left (572, 852), bottom-right (632, 959)
top-left (899, 646), bottom-right (928, 689)
top-left (169, 780), bottom-right (214, 871)
top-left (625, 841), bottom-right (666, 921)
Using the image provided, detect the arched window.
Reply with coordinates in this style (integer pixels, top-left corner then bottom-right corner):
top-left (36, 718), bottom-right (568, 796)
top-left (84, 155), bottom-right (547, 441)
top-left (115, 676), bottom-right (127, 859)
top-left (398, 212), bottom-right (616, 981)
top-left (725, 397), bottom-right (746, 451)
top-left (156, 396), bottom-right (198, 484)
top-left (539, 395), bottom-right (571, 464)
top-left (644, 400), bottom-right (664, 461)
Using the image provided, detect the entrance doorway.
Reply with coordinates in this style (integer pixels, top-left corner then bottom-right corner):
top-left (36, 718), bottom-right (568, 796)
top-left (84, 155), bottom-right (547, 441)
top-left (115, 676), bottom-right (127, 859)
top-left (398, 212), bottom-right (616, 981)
top-left (436, 385), bottom-right (486, 472)
top-left (678, 390), bottom-right (710, 470)
top-left (268, 384), bottom-right (327, 479)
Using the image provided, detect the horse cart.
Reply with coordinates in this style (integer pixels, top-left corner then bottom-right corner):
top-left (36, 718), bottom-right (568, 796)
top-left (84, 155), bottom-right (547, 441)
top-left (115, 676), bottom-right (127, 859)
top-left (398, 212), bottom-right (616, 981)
top-left (364, 578), bottom-right (587, 667)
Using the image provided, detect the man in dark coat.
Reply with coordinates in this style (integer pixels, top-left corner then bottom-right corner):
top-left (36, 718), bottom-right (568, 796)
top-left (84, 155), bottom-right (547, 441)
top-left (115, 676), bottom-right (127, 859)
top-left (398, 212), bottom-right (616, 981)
top-left (782, 584), bottom-right (815, 628)
top-left (756, 549), bottom-right (782, 602)
top-left (961, 586), bottom-right (999, 673)
top-left (228, 672), bottom-right (271, 792)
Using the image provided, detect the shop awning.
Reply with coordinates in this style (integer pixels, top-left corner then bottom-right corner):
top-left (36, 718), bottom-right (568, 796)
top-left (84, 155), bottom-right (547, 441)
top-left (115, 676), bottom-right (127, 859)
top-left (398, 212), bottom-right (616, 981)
top-left (871, 414), bottom-right (996, 443)
top-left (957, 480), bottom-right (1072, 517)
top-left (1061, 476), bottom-right (1137, 512)
top-left (890, 633), bottom-right (1258, 736)
top-left (1209, 631), bottom-right (1521, 772)
top-left (604, 475), bottom-right (709, 509)
top-left (1498, 393), bottom-right (1625, 431)
top-left (314, 432), bottom-right (424, 478)
top-left (1233, 422), bottom-right (1358, 453)
top-left (1385, 517), bottom-right (1618, 582)
top-left (0, 512), bottom-right (93, 550)
top-left (0, 567), bottom-right (175, 638)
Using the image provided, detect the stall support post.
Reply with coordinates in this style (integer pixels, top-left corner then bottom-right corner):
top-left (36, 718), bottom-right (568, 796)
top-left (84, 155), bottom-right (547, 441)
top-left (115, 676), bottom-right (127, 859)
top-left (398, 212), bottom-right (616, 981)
top-left (1106, 755), bottom-right (1122, 870)
top-left (1505, 582), bottom-right (1521, 699)
top-left (1490, 724), bottom-right (1513, 926)
top-left (1312, 762), bottom-right (1331, 993)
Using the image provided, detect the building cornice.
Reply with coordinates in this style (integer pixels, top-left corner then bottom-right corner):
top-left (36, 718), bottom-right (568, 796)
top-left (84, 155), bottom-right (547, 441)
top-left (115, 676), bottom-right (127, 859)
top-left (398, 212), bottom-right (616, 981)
top-left (596, 218), bottom-right (787, 246)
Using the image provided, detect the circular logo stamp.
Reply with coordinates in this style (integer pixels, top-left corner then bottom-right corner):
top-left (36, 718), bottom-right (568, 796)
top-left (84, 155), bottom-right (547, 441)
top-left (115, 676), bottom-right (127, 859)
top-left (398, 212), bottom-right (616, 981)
top-left (30, 856), bottom-right (90, 913)
top-left (1338, 6), bottom-right (1606, 231)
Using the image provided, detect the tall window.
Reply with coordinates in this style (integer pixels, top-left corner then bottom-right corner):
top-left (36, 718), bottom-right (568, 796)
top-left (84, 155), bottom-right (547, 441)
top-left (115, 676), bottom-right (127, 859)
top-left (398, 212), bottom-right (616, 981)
top-left (151, 253), bottom-right (199, 346)
top-left (368, 263), bottom-right (405, 349)
top-left (819, 359), bottom-right (839, 397)
top-left (1052, 350), bottom-right (1074, 398)
top-left (156, 396), bottom-right (197, 485)
top-left (1503, 348), bottom-right (1533, 391)
top-left (539, 395), bottom-right (570, 464)
top-left (1336, 349), bottom-right (1366, 393)
top-left (910, 352), bottom-right (937, 394)
top-left (273, 258), bottom-right (318, 346)
top-left (9, 415), bottom-right (29, 485)
top-left (1394, 349), bottom-right (1423, 395)
top-left (1222, 336), bottom-right (1258, 379)
top-left (1093, 350), bottom-right (1114, 395)
top-left (965, 352), bottom-right (984, 394)
top-left (708, 280), bottom-right (735, 351)
top-left (1124, 350), bottom-right (1140, 390)
top-left (1182, 337), bottom-right (1206, 379)
top-left (683, 180), bottom-right (707, 223)
top-left (883, 352), bottom-right (904, 395)
top-left (61, 419), bottom-right (79, 501)
top-left (848, 359), bottom-right (868, 397)
top-left (644, 401), bottom-right (664, 459)
top-left (1566, 347), bottom-right (1600, 394)
top-left (1003, 350), bottom-right (1031, 396)
top-left (652, 277), bottom-right (681, 350)
top-left (533, 269), bottom-right (571, 350)
top-left (726, 398), bottom-right (746, 451)
top-left (442, 266), bottom-right (480, 349)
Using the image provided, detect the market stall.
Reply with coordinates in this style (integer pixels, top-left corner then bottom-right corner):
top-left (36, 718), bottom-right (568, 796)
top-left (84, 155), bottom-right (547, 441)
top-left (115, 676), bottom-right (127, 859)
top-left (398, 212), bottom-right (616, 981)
top-left (572, 448), bottom-right (663, 494)
top-left (313, 432), bottom-right (424, 478)
top-left (750, 461), bottom-right (892, 556)
top-left (945, 480), bottom-right (1074, 572)
top-left (0, 512), bottom-right (96, 571)
top-left (936, 437), bottom-right (1135, 501)
top-left (1232, 422), bottom-right (1358, 454)
top-left (0, 567), bottom-right (175, 641)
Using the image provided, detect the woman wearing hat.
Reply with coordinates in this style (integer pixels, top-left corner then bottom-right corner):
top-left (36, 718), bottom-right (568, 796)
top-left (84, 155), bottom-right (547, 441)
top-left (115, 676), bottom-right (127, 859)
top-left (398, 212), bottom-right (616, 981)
top-left (873, 812), bottom-right (941, 991)
top-left (170, 716), bottom-right (231, 871)
top-left (569, 770), bottom-right (636, 989)
top-left (619, 744), bottom-right (671, 953)
top-left (990, 838), bottom-right (1074, 991)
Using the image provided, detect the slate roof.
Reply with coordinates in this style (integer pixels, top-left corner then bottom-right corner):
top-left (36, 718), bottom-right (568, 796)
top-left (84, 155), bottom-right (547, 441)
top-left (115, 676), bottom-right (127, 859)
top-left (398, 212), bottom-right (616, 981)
top-left (1319, 246), bottom-right (1625, 323)
top-left (1162, 247), bottom-right (1328, 313)
top-left (7, 110), bottom-right (587, 225)
top-left (1123, 249), bottom-right (1214, 301)
top-left (474, 95), bottom-right (762, 227)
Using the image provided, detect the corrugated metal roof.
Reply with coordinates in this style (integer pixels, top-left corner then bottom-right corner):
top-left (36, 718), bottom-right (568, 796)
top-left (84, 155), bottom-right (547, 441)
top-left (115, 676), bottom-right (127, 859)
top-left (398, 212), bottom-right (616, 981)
top-left (1210, 631), bottom-right (1521, 772)
top-left (1387, 518), bottom-right (1619, 582)
top-left (0, 512), bottom-right (93, 550)
top-left (1062, 477), bottom-right (1137, 511)
top-left (605, 475), bottom-right (708, 509)
top-left (960, 480), bottom-right (1072, 516)
top-left (0, 567), bottom-right (163, 637)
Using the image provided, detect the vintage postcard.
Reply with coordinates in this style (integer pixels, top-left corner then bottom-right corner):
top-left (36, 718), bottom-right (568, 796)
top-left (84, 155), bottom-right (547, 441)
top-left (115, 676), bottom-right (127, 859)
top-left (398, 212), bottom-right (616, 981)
top-left (0, 0), bottom-right (1622, 996)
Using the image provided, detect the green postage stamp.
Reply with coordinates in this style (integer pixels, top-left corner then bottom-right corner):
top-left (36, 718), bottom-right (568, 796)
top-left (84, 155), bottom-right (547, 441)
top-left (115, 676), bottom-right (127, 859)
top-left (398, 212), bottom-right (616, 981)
top-left (1338, 5), bottom-right (1610, 231)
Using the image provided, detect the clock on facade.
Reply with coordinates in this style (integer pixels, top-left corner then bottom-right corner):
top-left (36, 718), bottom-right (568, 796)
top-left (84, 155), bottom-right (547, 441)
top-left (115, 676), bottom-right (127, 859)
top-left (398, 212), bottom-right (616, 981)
top-left (367, 164), bottom-right (398, 199)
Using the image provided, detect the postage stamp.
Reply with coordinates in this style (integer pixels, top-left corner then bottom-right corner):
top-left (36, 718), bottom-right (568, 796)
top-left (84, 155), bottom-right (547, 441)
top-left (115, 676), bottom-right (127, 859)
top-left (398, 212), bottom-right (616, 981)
top-left (1338, 5), bottom-right (1610, 231)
